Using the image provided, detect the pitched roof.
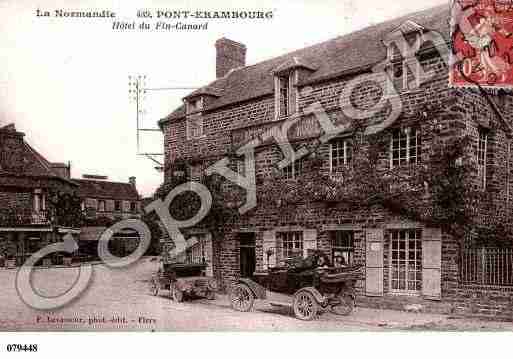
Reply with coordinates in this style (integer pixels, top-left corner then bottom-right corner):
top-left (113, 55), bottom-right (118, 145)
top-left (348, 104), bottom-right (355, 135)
top-left (73, 179), bottom-right (139, 201)
top-left (0, 123), bottom-right (77, 186)
top-left (160, 4), bottom-right (449, 125)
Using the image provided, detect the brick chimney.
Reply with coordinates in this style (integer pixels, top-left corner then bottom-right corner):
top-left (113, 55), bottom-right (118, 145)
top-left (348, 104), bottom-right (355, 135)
top-left (0, 124), bottom-right (26, 172)
top-left (129, 176), bottom-right (136, 188)
top-left (215, 38), bottom-right (246, 78)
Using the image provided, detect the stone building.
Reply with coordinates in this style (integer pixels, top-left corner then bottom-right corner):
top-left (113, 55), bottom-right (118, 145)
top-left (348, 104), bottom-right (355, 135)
top-left (73, 175), bottom-right (141, 259)
top-left (158, 5), bottom-right (513, 319)
top-left (0, 124), bottom-right (81, 267)
top-left (74, 175), bottom-right (140, 221)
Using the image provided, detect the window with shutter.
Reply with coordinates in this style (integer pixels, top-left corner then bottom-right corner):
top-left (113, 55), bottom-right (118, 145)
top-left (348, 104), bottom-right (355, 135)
top-left (274, 71), bottom-right (298, 118)
top-left (390, 229), bottom-right (422, 294)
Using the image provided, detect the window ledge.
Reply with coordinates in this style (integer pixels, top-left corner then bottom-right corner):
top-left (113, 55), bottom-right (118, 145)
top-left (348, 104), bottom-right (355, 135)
top-left (187, 134), bottom-right (207, 141)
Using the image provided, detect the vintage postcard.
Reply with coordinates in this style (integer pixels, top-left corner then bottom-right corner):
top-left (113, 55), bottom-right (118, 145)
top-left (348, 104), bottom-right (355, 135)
top-left (1, 0), bottom-right (513, 353)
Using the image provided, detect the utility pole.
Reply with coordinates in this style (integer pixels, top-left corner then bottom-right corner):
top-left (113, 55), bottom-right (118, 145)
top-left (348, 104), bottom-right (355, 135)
top-left (128, 74), bottom-right (200, 172)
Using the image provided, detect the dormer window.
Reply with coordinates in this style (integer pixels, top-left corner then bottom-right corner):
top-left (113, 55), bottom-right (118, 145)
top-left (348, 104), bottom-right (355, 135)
top-left (185, 96), bottom-right (205, 140)
top-left (187, 97), bottom-right (203, 114)
top-left (273, 58), bottom-right (316, 118)
top-left (384, 22), bottom-right (424, 94)
top-left (274, 71), bottom-right (297, 118)
top-left (279, 75), bottom-right (290, 116)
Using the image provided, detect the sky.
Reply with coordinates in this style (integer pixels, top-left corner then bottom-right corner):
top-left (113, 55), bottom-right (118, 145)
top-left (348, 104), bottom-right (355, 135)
top-left (0, 0), bottom-right (448, 197)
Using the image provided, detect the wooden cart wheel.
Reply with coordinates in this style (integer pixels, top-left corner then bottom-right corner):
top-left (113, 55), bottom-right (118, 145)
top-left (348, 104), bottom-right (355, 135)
top-left (172, 287), bottom-right (184, 302)
top-left (330, 293), bottom-right (355, 316)
top-left (230, 283), bottom-right (254, 312)
top-left (293, 290), bottom-right (319, 321)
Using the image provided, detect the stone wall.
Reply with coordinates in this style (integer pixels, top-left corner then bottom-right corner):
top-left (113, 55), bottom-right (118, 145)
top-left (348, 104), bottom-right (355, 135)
top-left (161, 44), bottom-right (513, 318)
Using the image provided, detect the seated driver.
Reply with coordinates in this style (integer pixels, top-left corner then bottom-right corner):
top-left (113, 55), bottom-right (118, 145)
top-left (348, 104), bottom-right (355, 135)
top-left (315, 253), bottom-right (330, 269)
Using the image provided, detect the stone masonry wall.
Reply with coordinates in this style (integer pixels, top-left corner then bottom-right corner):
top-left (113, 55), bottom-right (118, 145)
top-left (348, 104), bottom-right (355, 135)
top-left (162, 46), bottom-right (513, 318)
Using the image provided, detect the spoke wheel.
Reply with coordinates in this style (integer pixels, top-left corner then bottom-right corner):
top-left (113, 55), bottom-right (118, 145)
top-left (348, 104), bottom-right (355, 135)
top-left (293, 291), bottom-right (318, 321)
top-left (172, 287), bottom-right (184, 302)
top-left (230, 284), bottom-right (254, 312)
top-left (330, 293), bottom-right (355, 316)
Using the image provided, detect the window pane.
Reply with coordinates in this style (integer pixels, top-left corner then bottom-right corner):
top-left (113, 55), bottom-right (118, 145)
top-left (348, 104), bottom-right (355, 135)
top-left (390, 229), bottom-right (423, 292)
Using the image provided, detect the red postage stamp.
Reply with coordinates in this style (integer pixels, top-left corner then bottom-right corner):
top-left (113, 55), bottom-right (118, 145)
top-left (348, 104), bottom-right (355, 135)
top-left (451, 0), bottom-right (513, 87)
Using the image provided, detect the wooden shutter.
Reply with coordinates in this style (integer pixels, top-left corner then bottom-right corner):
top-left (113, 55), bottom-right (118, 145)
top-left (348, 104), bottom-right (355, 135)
top-left (262, 230), bottom-right (276, 270)
top-left (422, 227), bottom-right (442, 300)
top-left (204, 233), bottom-right (214, 277)
top-left (303, 229), bottom-right (317, 258)
top-left (274, 77), bottom-right (280, 119)
top-left (365, 228), bottom-right (384, 297)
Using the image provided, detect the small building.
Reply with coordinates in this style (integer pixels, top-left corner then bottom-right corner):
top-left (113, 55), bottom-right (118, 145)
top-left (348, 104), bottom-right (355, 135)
top-left (0, 124), bottom-right (81, 266)
top-left (74, 175), bottom-right (140, 220)
top-left (73, 175), bottom-right (142, 259)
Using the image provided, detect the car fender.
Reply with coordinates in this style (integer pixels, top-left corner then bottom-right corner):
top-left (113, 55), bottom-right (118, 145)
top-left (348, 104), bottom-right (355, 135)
top-left (236, 278), bottom-right (266, 300)
top-left (294, 287), bottom-right (327, 306)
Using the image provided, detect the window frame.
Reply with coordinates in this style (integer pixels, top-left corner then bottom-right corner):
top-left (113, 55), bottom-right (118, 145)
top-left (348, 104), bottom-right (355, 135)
top-left (477, 128), bottom-right (488, 190)
top-left (386, 33), bottom-right (422, 95)
top-left (274, 71), bottom-right (297, 118)
top-left (186, 115), bottom-right (204, 140)
top-left (278, 231), bottom-right (304, 260)
top-left (114, 200), bottom-right (121, 212)
top-left (282, 158), bottom-right (303, 179)
top-left (278, 75), bottom-right (289, 117)
top-left (97, 199), bottom-right (106, 212)
top-left (330, 231), bottom-right (355, 267)
top-left (330, 138), bottom-right (353, 172)
top-left (389, 229), bottom-right (423, 295)
top-left (235, 157), bottom-right (245, 177)
top-left (390, 127), bottom-right (421, 168)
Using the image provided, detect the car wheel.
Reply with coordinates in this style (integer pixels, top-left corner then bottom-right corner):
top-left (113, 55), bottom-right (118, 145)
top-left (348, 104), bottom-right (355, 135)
top-left (172, 288), bottom-right (184, 302)
top-left (330, 294), bottom-right (355, 316)
top-left (230, 283), bottom-right (254, 312)
top-left (293, 290), bottom-right (319, 321)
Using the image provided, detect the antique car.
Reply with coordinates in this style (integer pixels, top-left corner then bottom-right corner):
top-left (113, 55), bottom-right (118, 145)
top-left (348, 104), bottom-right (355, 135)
top-left (150, 262), bottom-right (218, 302)
top-left (230, 250), bottom-right (363, 320)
